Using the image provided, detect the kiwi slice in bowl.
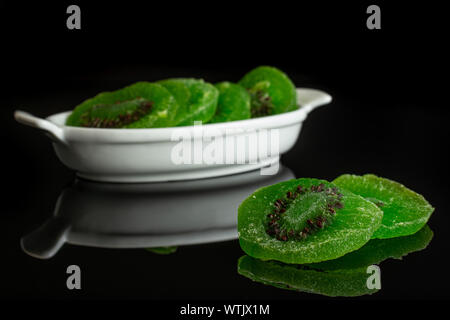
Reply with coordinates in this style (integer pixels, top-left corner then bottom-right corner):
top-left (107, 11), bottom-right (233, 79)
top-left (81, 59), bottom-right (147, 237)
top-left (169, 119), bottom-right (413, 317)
top-left (238, 66), bottom-right (298, 117)
top-left (209, 82), bottom-right (251, 123)
top-left (156, 79), bottom-right (191, 125)
top-left (66, 82), bottom-right (179, 128)
top-left (237, 178), bottom-right (383, 264)
top-left (163, 78), bottom-right (219, 126)
top-left (333, 174), bottom-right (435, 239)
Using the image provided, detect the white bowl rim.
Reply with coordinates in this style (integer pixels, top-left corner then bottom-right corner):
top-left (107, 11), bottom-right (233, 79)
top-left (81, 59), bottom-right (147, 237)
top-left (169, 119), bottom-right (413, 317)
top-left (17, 88), bottom-right (332, 143)
top-left (55, 88), bottom-right (331, 142)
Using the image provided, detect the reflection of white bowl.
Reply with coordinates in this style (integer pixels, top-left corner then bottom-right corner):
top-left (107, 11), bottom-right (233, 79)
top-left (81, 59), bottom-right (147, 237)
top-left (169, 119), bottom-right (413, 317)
top-left (21, 166), bottom-right (295, 259)
top-left (15, 88), bottom-right (331, 182)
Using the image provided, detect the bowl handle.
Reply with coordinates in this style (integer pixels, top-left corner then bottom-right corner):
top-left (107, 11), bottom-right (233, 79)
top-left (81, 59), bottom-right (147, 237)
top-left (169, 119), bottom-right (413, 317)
top-left (14, 110), bottom-right (68, 146)
top-left (297, 88), bottom-right (333, 114)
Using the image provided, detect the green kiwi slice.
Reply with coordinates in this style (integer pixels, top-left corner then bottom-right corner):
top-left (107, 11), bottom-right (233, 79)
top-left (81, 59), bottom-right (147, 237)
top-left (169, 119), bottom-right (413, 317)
top-left (209, 82), bottom-right (251, 123)
top-left (237, 255), bottom-right (378, 297)
top-left (333, 174), bottom-right (434, 239)
top-left (146, 246), bottom-right (178, 255)
top-left (165, 78), bottom-right (219, 126)
top-left (307, 224), bottom-right (433, 271)
top-left (238, 178), bottom-right (383, 264)
top-left (66, 82), bottom-right (179, 128)
top-left (238, 66), bottom-right (298, 117)
top-left (157, 79), bottom-right (191, 125)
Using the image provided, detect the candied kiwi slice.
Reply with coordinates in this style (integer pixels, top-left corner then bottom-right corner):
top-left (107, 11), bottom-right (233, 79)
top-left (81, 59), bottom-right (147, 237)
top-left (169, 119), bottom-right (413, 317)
top-left (209, 82), bottom-right (251, 123)
top-left (164, 78), bottom-right (218, 126)
top-left (238, 178), bottom-right (383, 264)
top-left (157, 79), bottom-right (191, 125)
top-left (66, 82), bottom-right (179, 128)
top-left (79, 98), bottom-right (153, 128)
top-left (333, 174), bottom-right (435, 239)
top-left (238, 66), bottom-right (298, 117)
top-left (237, 255), bottom-right (378, 297)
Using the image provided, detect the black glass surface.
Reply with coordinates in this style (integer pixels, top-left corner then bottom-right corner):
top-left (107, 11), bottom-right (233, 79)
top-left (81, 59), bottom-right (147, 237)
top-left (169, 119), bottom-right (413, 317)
top-left (1, 1), bottom-right (448, 310)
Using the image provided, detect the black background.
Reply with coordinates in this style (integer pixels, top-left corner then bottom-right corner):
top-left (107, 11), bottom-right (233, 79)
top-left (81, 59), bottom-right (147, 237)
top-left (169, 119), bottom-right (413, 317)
top-left (1, 0), bottom-right (449, 311)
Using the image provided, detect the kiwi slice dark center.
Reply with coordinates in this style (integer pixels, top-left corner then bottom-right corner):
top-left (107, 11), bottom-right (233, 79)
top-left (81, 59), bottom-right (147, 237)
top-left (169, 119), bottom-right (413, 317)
top-left (246, 82), bottom-right (274, 117)
top-left (80, 97), bottom-right (153, 128)
top-left (265, 184), bottom-right (344, 241)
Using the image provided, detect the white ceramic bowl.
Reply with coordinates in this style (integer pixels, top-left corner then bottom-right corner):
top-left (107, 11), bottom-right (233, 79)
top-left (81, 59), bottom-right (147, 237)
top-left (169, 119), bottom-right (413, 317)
top-left (15, 88), bottom-right (331, 182)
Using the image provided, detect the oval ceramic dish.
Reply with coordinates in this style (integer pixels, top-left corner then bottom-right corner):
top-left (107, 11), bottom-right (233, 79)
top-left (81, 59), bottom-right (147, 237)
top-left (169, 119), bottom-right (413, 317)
top-left (15, 88), bottom-right (331, 182)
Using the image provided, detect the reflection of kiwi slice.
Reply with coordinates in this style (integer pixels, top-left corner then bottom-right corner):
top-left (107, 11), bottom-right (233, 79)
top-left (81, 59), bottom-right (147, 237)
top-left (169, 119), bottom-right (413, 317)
top-left (146, 246), bottom-right (178, 255)
top-left (66, 82), bottom-right (179, 128)
top-left (238, 178), bottom-right (383, 264)
top-left (333, 174), bottom-right (434, 239)
top-left (308, 224), bottom-right (433, 271)
top-left (166, 78), bottom-right (219, 126)
top-left (237, 255), bottom-right (377, 297)
top-left (238, 66), bottom-right (298, 117)
top-left (238, 225), bottom-right (433, 296)
top-left (209, 82), bottom-right (251, 123)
